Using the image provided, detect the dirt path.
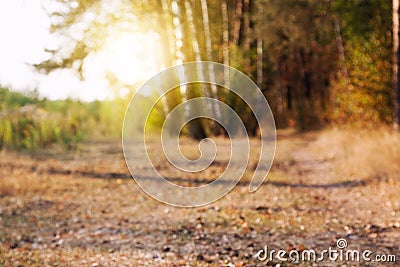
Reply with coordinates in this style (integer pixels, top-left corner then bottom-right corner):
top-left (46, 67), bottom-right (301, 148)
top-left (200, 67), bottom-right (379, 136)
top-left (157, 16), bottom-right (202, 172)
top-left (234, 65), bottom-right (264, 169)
top-left (1, 136), bottom-right (399, 266)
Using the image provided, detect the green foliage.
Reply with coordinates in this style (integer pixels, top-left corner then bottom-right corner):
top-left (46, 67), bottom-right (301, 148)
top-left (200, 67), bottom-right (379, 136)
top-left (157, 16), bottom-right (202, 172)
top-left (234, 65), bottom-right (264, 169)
top-left (0, 88), bottom-right (40, 109)
top-left (0, 88), bottom-right (128, 150)
top-left (331, 38), bottom-right (392, 125)
top-left (330, 0), bottom-right (392, 126)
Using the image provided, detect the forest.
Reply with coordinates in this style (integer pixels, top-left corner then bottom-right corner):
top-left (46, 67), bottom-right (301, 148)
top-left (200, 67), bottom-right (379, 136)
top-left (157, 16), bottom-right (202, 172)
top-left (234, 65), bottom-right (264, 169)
top-left (0, 0), bottom-right (399, 149)
top-left (29, 0), bottom-right (398, 140)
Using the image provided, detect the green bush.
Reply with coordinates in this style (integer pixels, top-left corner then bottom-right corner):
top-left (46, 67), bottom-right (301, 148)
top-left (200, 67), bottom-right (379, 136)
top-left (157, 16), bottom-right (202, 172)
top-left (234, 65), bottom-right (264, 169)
top-left (0, 87), bottom-right (128, 150)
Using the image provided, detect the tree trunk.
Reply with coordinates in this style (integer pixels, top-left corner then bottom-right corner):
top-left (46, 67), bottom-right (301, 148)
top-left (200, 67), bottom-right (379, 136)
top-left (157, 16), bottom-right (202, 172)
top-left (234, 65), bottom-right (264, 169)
top-left (333, 15), bottom-right (349, 78)
top-left (200, 0), bottom-right (223, 135)
top-left (242, 0), bottom-right (251, 51)
top-left (200, 0), bottom-right (216, 86)
top-left (242, 0), bottom-right (251, 74)
top-left (256, 39), bottom-right (263, 88)
top-left (184, 0), bottom-right (201, 62)
top-left (170, 0), bottom-right (185, 65)
top-left (276, 69), bottom-right (284, 115)
top-left (393, 0), bottom-right (400, 130)
top-left (159, 0), bottom-right (183, 132)
top-left (221, 0), bottom-right (230, 87)
top-left (160, 0), bottom-right (175, 66)
top-left (232, 0), bottom-right (243, 47)
top-left (184, 0), bottom-right (209, 139)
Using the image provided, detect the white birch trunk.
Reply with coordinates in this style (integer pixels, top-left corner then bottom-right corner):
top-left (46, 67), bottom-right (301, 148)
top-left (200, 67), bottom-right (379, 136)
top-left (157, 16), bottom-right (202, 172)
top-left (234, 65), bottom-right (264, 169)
top-left (333, 15), bottom-right (348, 78)
top-left (257, 39), bottom-right (263, 88)
top-left (221, 0), bottom-right (230, 88)
top-left (200, 0), bottom-right (222, 125)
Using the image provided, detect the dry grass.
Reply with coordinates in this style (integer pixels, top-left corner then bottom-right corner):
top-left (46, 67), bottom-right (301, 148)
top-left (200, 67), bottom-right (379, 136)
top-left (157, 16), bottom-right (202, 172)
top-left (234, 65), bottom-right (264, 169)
top-left (0, 158), bottom-right (49, 197)
top-left (1, 130), bottom-right (400, 266)
top-left (311, 127), bottom-right (400, 180)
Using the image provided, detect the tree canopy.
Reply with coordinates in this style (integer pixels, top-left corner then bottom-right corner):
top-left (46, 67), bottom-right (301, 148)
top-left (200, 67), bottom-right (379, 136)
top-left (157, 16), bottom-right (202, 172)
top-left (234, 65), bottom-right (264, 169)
top-left (35, 0), bottom-right (398, 133)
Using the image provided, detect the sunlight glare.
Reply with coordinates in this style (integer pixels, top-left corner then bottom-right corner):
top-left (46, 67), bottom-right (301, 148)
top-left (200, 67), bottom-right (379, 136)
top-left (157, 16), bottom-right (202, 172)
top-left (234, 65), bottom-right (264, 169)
top-left (84, 30), bottom-right (163, 95)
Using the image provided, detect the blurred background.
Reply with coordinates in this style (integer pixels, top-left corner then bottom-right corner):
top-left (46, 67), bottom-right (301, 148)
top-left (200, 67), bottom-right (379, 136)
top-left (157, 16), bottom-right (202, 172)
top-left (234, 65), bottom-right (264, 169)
top-left (1, 1), bottom-right (400, 266)
top-left (0, 0), bottom-right (399, 150)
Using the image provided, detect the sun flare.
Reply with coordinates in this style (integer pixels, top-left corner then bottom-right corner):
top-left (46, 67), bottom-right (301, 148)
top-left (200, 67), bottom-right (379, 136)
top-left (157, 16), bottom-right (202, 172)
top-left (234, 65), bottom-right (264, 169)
top-left (84, 30), bottom-right (163, 96)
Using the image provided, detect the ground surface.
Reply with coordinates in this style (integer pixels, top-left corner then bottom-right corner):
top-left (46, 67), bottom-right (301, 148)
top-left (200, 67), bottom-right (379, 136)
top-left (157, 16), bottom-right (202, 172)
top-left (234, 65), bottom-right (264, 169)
top-left (1, 131), bottom-right (399, 266)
